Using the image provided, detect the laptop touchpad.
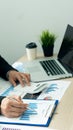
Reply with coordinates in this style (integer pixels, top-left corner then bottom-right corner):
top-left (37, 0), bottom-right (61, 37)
top-left (27, 66), bottom-right (41, 73)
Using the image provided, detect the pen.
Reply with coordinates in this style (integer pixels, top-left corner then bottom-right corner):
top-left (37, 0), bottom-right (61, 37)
top-left (7, 96), bottom-right (37, 112)
top-left (27, 107), bottom-right (37, 112)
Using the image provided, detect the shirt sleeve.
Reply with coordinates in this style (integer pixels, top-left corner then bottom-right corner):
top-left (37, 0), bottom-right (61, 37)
top-left (0, 96), bottom-right (6, 105)
top-left (0, 96), bottom-right (6, 114)
top-left (0, 55), bottom-right (17, 80)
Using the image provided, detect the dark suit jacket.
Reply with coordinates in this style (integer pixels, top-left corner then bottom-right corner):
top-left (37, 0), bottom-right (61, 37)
top-left (0, 56), bottom-right (17, 105)
top-left (0, 55), bottom-right (16, 80)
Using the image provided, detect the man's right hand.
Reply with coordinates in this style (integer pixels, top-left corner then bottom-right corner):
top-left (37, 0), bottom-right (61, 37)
top-left (0, 95), bottom-right (28, 118)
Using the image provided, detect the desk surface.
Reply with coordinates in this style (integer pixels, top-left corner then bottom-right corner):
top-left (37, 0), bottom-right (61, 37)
top-left (18, 54), bottom-right (73, 130)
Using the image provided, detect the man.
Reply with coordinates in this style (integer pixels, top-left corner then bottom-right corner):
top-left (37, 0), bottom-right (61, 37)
top-left (0, 55), bottom-right (30, 117)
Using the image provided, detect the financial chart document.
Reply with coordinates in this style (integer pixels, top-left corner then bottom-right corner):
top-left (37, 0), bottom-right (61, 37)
top-left (0, 99), bottom-right (58, 127)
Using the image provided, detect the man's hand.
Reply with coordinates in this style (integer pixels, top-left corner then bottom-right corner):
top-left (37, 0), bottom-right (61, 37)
top-left (0, 95), bottom-right (28, 118)
top-left (7, 70), bottom-right (30, 87)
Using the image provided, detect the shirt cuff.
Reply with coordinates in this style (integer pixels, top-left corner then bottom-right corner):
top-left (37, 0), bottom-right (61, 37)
top-left (0, 96), bottom-right (6, 105)
top-left (6, 70), bottom-right (11, 80)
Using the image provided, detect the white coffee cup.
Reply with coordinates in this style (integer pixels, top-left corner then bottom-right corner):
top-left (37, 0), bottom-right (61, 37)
top-left (26, 42), bottom-right (37, 61)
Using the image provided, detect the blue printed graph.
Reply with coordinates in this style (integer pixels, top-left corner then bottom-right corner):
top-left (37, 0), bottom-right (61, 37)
top-left (1, 85), bottom-right (14, 96)
top-left (20, 103), bottom-right (37, 121)
top-left (44, 84), bottom-right (58, 93)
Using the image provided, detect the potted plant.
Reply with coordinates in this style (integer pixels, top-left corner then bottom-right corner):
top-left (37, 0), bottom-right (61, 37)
top-left (40, 30), bottom-right (56, 57)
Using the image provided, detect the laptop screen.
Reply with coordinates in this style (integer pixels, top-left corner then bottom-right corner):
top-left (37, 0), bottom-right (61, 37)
top-left (58, 24), bottom-right (73, 69)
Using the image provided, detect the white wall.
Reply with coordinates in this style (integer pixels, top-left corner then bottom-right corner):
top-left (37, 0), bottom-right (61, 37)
top-left (0, 0), bottom-right (73, 64)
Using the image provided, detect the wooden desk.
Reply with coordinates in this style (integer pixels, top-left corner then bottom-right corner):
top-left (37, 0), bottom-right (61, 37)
top-left (18, 55), bottom-right (73, 130)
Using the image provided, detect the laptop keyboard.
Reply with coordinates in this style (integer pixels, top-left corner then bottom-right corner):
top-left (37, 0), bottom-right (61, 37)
top-left (40, 60), bottom-right (65, 76)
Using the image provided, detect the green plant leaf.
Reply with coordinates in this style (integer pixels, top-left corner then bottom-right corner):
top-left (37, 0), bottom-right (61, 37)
top-left (40, 30), bottom-right (56, 47)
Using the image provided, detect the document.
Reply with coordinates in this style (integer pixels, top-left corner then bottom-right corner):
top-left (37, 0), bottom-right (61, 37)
top-left (0, 78), bottom-right (11, 95)
top-left (37, 80), bottom-right (71, 101)
top-left (0, 99), bottom-right (58, 127)
top-left (1, 80), bottom-right (70, 102)
top-left (0, 124), bottom-right (57, 130)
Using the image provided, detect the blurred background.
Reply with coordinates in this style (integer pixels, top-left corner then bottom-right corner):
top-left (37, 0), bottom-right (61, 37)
top-left (0, 0), bottom-right (73, 64)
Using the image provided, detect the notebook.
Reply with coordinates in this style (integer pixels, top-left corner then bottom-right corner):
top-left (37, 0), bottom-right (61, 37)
top-left (23, 24), bottom-right (73, 82)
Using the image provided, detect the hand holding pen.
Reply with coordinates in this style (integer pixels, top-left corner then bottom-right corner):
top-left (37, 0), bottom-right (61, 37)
top-left (0, 95), bottom-right (28, 118)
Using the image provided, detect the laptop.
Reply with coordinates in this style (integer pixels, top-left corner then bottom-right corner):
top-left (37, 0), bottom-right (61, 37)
top-left (23, 24), bottom-right (73, 82)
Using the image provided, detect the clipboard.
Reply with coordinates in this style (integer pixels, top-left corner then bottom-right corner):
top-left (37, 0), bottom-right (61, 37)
top-left (0, 99), bottom-right (58, 127)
